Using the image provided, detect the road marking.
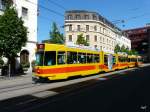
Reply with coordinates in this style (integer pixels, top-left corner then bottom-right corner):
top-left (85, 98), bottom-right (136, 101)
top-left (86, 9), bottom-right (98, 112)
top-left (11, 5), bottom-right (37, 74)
top-left (98, 78), bottom-right (108, 80)
top-left (31, 91), bottom-right (58, 98)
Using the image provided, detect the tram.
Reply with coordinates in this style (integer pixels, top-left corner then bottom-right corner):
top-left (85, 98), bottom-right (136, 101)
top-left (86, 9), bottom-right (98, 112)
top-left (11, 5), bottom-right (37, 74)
top-left (32, 43), bottom-right (142, 81)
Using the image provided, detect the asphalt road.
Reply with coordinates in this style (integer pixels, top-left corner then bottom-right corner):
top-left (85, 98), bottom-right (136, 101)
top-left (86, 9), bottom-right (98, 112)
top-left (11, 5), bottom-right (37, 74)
top-left (0, 66), bottom-right (150, 112)
top-left (31, 66), bottom-right (150, 112)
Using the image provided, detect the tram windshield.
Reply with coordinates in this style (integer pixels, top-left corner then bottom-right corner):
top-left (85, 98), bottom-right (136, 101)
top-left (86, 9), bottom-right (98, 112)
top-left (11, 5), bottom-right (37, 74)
top-left (36, 51), bottom-right (56, 66)
top-left (44, 51), bottom-right (56, 66)
top-left (36, 51), bottom-right (44, 66)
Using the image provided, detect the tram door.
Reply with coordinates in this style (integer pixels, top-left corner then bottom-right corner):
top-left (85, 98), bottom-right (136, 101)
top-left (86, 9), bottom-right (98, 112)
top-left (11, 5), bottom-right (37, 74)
top-left (104, 54), bottom-right (114, 70)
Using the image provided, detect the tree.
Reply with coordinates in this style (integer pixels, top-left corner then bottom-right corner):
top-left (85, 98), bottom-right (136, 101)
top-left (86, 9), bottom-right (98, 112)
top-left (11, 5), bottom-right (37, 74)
top-left (3, 0), bottom-right (13, 8)
top-left (0, 7), bottom-right (27, 74)
top-left (131, 49), bottom-right (138, 55)
top-left (76, 34), bottom-right (89, 46)
top-left (120, 45), bottom-right (126, 52)
top-left (48, 22), bottom-right (64, 44)
top-left (128, 49), bottom-right (138, 55)
top-left (114, 44), bottom-right (121, 53)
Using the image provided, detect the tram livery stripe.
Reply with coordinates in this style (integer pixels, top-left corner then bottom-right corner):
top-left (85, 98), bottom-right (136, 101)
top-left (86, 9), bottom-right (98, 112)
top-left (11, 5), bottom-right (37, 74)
top-left (37, 65), bottom-right (96, 74)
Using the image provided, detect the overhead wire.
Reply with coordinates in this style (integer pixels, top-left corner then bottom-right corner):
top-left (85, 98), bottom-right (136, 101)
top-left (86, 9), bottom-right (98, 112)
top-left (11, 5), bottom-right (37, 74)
top-left (27, 0), bottom-right (64, 17)
top-left (46, 0), bottom-right (66, 10)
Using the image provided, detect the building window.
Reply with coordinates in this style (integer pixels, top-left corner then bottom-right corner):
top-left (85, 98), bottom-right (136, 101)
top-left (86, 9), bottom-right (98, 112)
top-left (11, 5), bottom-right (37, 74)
top-left (77, 25), bottom-right (80, 31)
top-left (100, 37), bottom-right (102, 41)
top-left (86, 35), bottom-right (90, 41)
top-left (100, 27), bottom-right (102, 33)
top-left (94, 26), bottom-right (97, 31)
top-left (86, 25), bottom-right (89, 31)
top-left (93, 14), bottom-right (97, 20)
top-left (94, 45), bottom-right (97, 49)
top-left (69, 25), bottom-right (72, 31)
top-left (103, 28), bottom-right (106, 34)
top-left (84, 15), bottom-right (89, 20)
top-left (22, 7), bottom-right (28, 19)
top-left (103, 38), bottom-right (105, 43)
top-left (68, 15), bottom-right (72, 20)
top-left (0, 0), bottom-right (5, 10)
top-left (75, 15), bottom-right (81, 20)
top-left (94, 35), bottom-right (97, 42)
top-left (69, 35), bottom-right (72, 42)
top-left (20, 50), bottom-right (29, 65)
top-left (100, 46), bottom-right (102, 50)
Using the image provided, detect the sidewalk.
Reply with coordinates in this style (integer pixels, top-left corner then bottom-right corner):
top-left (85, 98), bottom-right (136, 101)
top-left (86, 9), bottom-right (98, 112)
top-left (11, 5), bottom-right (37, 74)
top-left (0, 72), bottom-right (33, 89)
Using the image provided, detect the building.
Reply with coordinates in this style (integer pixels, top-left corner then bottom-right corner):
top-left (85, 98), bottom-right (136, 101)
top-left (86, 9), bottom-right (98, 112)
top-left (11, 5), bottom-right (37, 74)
top-left (0, 0), bottom-right (38, 72)
top-left (65, 10), bottom-right (131, 53)
top-left (124, 26), bottom-right (150, 62)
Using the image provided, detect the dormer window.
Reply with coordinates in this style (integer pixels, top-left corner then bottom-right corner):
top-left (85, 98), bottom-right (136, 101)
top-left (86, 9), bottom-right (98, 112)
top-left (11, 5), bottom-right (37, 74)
top-left (75, 15), bottom-right (81, 20)
top-left (84, 15), bottom-right (89, 20)
top-left (93, 14), bottom-right (97, 20)
top-left (68, 15), bottom-right (73, 20)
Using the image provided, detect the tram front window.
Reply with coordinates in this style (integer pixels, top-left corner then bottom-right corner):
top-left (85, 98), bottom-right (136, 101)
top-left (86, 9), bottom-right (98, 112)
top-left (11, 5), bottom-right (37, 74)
top-left (36, 52), bottom-right (44, 66)
top-left (44, 51), bottom-right (56, 66)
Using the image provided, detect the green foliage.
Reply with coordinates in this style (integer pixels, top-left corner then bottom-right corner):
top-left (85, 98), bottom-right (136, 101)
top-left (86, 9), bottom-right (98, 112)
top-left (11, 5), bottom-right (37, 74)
top-left (131, 49), bottom-right (138, 55)
top-left (3, 0), bottom-right (13, 8)
top-left (48, 22), bottom-right (64, 44)
top-left (76, 34), bottom-right (89, 46)
top-left (21, 62), bottom-right (30, 68)
top-left (114, 44), bottom-right (121, 53)
top-left (120, 45), bottom-right (126, 52)
top-left (127, 49), bottom-right (138, 55)
top-left (0, 7), bottom-right (27, 59)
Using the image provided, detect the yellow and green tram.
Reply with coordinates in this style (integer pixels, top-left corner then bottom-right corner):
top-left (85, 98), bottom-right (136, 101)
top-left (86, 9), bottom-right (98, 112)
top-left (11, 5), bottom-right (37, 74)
top-left (32, 43), bottom-right (142, 81)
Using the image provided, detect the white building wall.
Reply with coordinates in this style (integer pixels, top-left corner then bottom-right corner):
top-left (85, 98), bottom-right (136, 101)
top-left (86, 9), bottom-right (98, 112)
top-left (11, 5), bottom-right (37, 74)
top-left (0, 0), bottom-right (38, 72)
top-left (14, 0), bottom-right (37, 60)
top-left (65, 20), bottom-right (118, 54)
top-left (115, 34), bottom-right (131, 50)
top-left (65, 11), bottom-right (131, 54)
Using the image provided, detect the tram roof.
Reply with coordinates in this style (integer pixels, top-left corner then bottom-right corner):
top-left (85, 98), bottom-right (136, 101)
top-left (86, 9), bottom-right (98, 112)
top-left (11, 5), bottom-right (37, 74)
top-left (44, 43), bottom-right (100, 54)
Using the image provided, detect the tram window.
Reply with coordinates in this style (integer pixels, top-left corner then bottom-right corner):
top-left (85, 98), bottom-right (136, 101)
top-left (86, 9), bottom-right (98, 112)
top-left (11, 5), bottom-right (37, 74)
top-left (104, 55), bottom-right (108, 65)
top-left (130, 58), bottom-right (134, 62)
top-left (87, 54), bottom-right (93, 63)
top-left (123, 57), bottom-right (127, 62)
top-left (78, 53), bottom-right (86, 64)
top-left (93, 54), bottom-right (100, 63)
top-left (44, 51), bottom-right (56, 66)
top-left (119, 56), bottom-right (124, 62)
top-left (113, 56), bottom-right (116, 64)
top-left (57, 52), bottom-right (66, 65)
top-left (67, 52), bottom-right (77, 64)
top-left (36, 51), bottom-right (44, 66)
top-left (138, 58), bottom-right (143, 62)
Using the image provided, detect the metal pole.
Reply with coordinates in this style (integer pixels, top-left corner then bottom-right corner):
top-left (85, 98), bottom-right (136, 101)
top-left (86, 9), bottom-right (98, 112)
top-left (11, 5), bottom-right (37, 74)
top-left (8, 63), bottom-right (11, 78)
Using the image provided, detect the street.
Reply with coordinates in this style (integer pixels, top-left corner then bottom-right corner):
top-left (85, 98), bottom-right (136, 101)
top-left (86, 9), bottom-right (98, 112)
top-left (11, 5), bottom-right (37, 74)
top-left (0, 65), bottom-right (150, 112)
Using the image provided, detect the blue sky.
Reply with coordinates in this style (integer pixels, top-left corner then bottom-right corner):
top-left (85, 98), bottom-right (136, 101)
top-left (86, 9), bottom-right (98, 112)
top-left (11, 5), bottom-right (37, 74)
top-left (38, 0), bottom-right (150, 42)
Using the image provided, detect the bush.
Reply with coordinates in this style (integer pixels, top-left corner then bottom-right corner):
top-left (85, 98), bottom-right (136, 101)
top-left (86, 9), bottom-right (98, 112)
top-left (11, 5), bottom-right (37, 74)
top-left (21, 62), bottom-right (30, 68)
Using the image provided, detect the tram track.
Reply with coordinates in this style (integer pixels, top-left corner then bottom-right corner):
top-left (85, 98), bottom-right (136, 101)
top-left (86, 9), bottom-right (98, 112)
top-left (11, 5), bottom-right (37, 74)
top-left (0, 83), bottom-right (40, 94)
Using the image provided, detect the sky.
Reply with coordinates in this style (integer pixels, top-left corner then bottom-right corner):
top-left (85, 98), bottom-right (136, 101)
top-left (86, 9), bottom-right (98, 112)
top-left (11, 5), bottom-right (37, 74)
top-left (37, 0), bottom-right (150, 42)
